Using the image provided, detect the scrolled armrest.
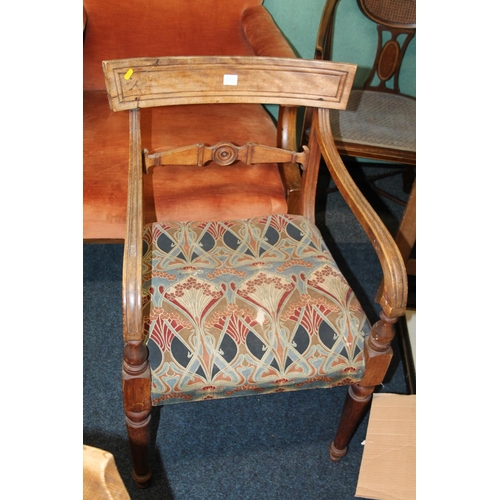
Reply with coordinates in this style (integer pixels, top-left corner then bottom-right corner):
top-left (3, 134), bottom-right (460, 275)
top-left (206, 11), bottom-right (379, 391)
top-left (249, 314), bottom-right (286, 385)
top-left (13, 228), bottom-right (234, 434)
top-left (316, 109), bottom-right (408, 318)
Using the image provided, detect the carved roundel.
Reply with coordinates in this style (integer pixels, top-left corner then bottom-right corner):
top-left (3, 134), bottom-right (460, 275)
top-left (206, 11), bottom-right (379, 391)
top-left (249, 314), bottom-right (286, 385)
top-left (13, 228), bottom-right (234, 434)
top-left (213, 142), bottom-right (239, 165)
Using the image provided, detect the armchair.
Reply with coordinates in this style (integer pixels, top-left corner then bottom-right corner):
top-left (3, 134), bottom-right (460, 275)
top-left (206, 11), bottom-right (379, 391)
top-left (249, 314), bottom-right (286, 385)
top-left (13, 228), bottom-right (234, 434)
top-left (83, 0), bottom-right (299, 241)
top-left (102, 55), bottom-right (408, 488)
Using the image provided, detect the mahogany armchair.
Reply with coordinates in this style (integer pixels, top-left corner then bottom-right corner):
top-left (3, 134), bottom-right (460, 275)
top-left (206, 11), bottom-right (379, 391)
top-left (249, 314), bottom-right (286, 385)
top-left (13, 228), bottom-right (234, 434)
top-left (83, 0), bottom-right (299, 241)
top-left (102, 56), bottom-right (408, 488)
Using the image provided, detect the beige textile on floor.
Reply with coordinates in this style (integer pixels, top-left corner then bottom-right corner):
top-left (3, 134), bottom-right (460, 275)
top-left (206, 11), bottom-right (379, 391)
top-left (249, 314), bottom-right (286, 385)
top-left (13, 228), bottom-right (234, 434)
top-left (356, 394), bottom-right (416, 500)
top-left (83, 445), bottom-right (131, 500)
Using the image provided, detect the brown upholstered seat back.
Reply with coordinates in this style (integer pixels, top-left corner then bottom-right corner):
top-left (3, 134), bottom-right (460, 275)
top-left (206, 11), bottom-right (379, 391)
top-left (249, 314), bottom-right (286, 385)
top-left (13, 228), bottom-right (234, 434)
top-left (83, 0), bottom-right (298, 241)
top-left (83, 0), bottom-right (263, 90)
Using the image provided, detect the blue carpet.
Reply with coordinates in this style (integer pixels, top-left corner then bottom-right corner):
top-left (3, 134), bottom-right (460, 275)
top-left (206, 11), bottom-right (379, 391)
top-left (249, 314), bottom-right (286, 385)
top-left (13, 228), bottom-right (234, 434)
top-left (83, 163), bottom-right (412, 499)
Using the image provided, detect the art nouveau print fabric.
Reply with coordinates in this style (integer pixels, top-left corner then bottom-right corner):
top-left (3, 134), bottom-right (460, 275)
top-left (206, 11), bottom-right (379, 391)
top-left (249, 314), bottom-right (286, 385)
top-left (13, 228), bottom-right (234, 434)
top-left (141, 214), bottom-right (370, 405)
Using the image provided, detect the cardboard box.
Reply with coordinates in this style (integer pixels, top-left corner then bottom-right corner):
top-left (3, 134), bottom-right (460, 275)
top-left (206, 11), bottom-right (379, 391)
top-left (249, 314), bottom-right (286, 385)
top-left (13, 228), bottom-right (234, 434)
top-left (356, 394), bottom-right (416, 500)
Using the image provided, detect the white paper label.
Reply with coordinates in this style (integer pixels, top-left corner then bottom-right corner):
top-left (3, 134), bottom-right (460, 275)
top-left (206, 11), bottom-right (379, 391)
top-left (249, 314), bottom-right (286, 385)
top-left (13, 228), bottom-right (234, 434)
top-left (223, 74), bottom-right (238, 86)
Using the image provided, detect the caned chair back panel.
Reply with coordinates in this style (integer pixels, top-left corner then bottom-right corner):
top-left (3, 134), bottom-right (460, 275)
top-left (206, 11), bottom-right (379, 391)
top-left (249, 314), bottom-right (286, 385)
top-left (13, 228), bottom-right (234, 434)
top-left (360, 0), bottom-right (416, 29)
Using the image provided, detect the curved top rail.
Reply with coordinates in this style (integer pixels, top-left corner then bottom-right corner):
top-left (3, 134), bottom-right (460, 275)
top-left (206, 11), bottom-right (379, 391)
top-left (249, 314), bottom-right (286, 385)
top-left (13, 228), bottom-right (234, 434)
top-left (103, 56), bottom-right (357, 112)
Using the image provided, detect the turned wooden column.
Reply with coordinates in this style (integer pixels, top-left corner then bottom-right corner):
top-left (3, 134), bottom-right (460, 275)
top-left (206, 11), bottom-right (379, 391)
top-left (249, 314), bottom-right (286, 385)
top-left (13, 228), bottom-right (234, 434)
top-left (122, 341), bottom-right (152, 488)
top-left (330, 384), bottom-right (374, 461)
top-left (330, 312), bottom-right (398, 461)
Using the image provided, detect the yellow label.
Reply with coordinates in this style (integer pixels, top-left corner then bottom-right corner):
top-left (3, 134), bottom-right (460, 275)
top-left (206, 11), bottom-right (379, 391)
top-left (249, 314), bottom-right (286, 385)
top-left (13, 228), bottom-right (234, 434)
top-left (124, 69), bottom-right (134, 80)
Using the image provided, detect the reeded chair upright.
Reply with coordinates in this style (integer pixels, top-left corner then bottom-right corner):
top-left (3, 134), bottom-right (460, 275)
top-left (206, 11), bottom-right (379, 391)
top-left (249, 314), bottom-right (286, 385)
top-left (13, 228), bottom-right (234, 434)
top-left (102, 55), bottom-right (408, 488)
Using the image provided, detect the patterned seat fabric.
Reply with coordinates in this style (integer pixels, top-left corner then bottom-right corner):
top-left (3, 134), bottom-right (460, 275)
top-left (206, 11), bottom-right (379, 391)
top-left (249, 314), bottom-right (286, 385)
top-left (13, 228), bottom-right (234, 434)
top-left (142, 214), bottom-right (370, 406)
top-left (330, 89), bottom-right (416, 152)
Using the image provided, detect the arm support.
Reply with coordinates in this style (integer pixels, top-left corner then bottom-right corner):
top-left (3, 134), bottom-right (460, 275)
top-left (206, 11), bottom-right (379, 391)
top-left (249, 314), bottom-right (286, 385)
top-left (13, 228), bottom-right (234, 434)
top-left (122, 108), bottom-right (144, 342)
top-left (315, 108), bottom-right (407, 318)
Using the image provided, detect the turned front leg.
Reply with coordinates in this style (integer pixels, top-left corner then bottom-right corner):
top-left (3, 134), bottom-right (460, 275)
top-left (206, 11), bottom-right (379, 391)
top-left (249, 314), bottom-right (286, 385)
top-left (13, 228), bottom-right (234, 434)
top-left (123, 341), bottom-right (152, 488)
top-left (330, 312), bottom-right (398, 461)
top-left (330, 384), bottom-right (374, 461)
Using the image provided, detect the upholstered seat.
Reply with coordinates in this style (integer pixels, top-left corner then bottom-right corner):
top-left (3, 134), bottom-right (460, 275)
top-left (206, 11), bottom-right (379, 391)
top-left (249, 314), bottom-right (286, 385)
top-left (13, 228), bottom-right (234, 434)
top-left (330, 90), bottom-right (416, 152)
top-left (143, 214), bottom-right (369, 405)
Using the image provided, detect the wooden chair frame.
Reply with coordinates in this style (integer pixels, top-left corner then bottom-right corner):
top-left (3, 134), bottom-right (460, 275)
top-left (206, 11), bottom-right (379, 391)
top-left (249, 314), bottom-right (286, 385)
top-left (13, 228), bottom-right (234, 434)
top-left (103, 56), bottom-right (407, 488)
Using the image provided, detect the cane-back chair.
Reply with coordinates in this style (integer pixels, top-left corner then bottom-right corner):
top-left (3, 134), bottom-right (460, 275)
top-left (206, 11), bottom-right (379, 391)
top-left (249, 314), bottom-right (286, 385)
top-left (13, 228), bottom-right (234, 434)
top-left (102, 56), bottom-right (408, 488)
top-left (308, 0), bottom-right (416, 286)
top-left (314, 0), bottom-right (416, 166)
